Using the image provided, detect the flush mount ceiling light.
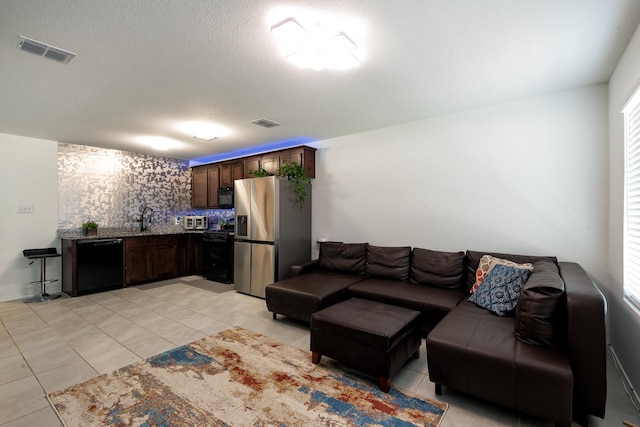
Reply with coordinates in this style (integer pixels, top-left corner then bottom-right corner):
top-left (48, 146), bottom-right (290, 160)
top-left (270, 17), bottom-right (360, 71)
top-left (138, 136), bottom-right (182, 151)
top-left (178, 121), bottom-right (230, 141)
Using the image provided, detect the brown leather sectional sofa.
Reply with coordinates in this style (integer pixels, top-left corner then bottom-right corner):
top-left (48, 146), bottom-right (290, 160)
top-left (264, 242), bottom-right (607, 427)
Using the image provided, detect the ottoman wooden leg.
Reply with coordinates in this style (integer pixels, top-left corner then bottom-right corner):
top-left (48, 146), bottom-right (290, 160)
top-left (312, 352), bottom-right (321, 364)
top-left (378, 377), bottom-right (391, 393)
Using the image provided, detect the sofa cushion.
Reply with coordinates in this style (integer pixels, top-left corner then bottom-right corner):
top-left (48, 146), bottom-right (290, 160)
top-left (410, 248), bottom-right (465, 290)
top-left (426, 300), bottom-right (573, 426)
top-left (465, 250), bottom-right (558, 291)
top-left (514, 261), bottom-right (565, 348)
top-left (470, 255), bottom-right (533, 294)
top-left (319, 242), bottom-right (367, 274)
top-left (468, 264), bottom-right (530, 316)
top-left (265, 270), bottom-right (364, 322)
top-left (365, 245), bottom-right (411, 281)
top-left (348, 278), bottom-right (467, 333)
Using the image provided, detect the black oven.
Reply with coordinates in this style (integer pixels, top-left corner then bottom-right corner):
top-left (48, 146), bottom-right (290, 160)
top-left (202, 231), bottom-right (233, 283)
top-left (217, 186), bottom-right (234, 208)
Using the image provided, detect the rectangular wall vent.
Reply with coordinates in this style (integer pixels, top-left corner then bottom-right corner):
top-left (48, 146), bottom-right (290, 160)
top-left (18, 36), bottom-right (77, 64)
top-left (251, 118), bottom-right (280, 128)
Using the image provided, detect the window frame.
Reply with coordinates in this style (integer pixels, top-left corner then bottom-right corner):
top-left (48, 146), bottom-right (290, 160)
top-left (623, 86), bottom-right (640, 313)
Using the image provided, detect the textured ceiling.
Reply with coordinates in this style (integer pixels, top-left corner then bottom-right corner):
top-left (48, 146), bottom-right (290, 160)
top-left (1, 0), bottom-right (640, 162)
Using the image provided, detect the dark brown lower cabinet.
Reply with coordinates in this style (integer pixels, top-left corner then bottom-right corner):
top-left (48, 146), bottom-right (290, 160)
top-left (125, 235), bottom-right (197, 286)
top-left (191, 234), bottom-right (203, 275)
top-left (154, 236), bottom-right (177, 280)
top-left (176, 235), bottom-right (189, 277)
top-left (125, 237), bottom-right (155, 285)
top-left (62, 234), bottom-right (203, 295)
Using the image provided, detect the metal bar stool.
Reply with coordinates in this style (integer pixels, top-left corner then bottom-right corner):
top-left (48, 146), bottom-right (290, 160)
top-left (23, 248), bottom-right (62, 303)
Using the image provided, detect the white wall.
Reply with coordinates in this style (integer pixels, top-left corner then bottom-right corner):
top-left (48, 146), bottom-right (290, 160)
top-left (608, 22), bottom-right (640, 402)
top-left (0, 133), bottom-right (60, 302)
top-left (313, 84), bottom-right (609, 285)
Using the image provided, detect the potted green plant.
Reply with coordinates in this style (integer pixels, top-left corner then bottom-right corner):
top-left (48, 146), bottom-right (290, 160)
top-left (248, 167), bottom-right (274, 177)
top-left (219, 219), bottom-right (229, 230)
top-left (275, 162), bottom-right (311, 207)
top-left (82, 220), bottom-right (98, 237)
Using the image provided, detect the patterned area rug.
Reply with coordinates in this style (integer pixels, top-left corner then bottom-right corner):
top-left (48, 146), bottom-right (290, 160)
top-left (48, 327), bottom-right (447, 426)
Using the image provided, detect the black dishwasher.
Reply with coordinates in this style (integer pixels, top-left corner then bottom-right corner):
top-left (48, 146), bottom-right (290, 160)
top-left (76, 239), bottom-right (124, 295)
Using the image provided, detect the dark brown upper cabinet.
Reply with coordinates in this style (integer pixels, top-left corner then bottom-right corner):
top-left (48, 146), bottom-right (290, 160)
top-left (191, 145), bottom-right (316, 209)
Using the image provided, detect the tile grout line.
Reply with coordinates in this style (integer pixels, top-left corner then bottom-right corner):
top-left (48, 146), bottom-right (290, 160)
top-left (0, 303), bottom-right (76, 425)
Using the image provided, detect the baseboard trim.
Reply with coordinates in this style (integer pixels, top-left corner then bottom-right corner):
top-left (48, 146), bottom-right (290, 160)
top-left (609, 344), bottom-right (640, 416)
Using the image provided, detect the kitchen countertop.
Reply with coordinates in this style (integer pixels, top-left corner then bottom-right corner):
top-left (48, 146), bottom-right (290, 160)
top-left (57, 225), bottom-right (206, 240)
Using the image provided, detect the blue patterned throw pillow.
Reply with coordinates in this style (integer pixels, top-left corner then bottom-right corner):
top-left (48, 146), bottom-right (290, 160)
top-left (468, 263), bottom-right (530, 316)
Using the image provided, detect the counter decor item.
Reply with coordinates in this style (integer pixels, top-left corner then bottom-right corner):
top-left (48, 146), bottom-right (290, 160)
top-left (81, 220), bottom-right (98, 237)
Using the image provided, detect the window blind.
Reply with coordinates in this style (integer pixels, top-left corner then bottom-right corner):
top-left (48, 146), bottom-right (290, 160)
top-left (624, 89), bottom-right (640, 312)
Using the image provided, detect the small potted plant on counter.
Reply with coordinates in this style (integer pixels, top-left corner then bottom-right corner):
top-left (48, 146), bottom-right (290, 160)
top-left (82, 220), bottom-right (98, 237)
top-left (218, 219), bottom-right (229, 230)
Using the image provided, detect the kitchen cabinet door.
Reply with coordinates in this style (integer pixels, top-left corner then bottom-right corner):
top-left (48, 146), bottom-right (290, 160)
top-left (192, 165), bottom-right (219, 208)
top-left (244, 156), bottom-right (260, 178)
top-left (191, 234), bottom-right (203, 275)
top-left (207, 166), bottom-right (219, 208)
top-left (125, 245), bottom-right (154, 285)
top-left (219, 161), bottom-right (244, 187)
top-left (176, 235), bottom-right (189, 276)
top-left (192, 166), bottom-right (208, 208)
top-left (260, 154), bottom-right (279, 174)
top-left (281, 146), bottom-right (316, 178)
top-left (155, 244), bottom-right (177, 279)
top-left (231, 161), bottom-right (244, 183)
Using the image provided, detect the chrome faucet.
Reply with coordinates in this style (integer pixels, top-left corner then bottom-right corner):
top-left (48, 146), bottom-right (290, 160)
top-left (137, 206), bottom-right (153, 232)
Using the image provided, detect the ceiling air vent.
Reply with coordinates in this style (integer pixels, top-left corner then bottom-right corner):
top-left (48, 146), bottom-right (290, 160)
top-left (251, 118), bottom-right (280, 128)
top-left (17, 35), bottom-right (77, 65)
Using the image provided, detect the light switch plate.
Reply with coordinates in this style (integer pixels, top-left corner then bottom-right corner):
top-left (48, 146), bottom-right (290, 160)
top-left (17, 205), bottom-right (34, 214)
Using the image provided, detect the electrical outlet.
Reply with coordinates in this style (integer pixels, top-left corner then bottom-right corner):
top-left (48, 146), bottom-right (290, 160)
top-left (175, 216), bottom-right (181, 225)
top-left (17, 205), bottom-right (34, 214)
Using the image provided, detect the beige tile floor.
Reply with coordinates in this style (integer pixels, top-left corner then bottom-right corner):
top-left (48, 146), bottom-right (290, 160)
top-left (1, 276), bottom-right (638, 427)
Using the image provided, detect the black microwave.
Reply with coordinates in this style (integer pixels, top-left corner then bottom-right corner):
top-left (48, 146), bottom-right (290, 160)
top-left (217, 186), bottom-right (234, 208)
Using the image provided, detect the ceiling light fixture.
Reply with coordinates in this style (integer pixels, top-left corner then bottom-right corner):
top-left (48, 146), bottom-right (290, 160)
top-left (138, 136), bottom-right (182, 151)
top-left (270, 17), bottom-right (360, 71)
top-left (178, 121), bottom-right (230, 141)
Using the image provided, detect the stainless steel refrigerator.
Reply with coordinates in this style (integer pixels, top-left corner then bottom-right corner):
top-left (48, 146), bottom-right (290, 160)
top-left (233, 176), bottom-right (311, 298)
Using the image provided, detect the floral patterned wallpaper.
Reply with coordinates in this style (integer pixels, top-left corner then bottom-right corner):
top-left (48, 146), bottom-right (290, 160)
top-left (57, 143), bottom-right (233, 230)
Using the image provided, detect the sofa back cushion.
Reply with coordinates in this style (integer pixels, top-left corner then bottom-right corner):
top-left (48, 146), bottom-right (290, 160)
top-left (514, 261), bottom-right (566, 348)
top-left (319, 242), bottom-right (367, 274)
top-left (411, 248), bottom-right (465, 290)
top-left (365, 245), bottom-right (412, 280)
top-left (465, 250), bottom-right (558, 291)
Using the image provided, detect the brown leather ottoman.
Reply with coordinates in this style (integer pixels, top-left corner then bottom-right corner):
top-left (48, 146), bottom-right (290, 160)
top-left (310, 298), bottom-right (422, 392)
